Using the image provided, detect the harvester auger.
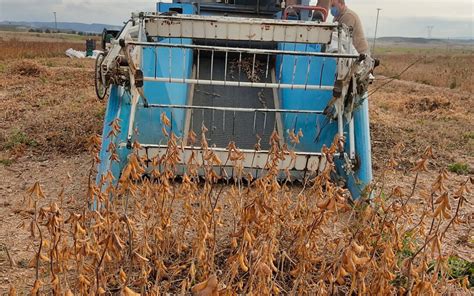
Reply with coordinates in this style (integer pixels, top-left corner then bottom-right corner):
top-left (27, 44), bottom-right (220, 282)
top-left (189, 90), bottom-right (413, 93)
top-left (94, 0), bottom-right (376, 200)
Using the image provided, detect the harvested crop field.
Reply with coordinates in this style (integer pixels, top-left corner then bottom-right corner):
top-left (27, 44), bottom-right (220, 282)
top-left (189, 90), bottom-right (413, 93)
top-left (0, 36), bottom-right (473, 294)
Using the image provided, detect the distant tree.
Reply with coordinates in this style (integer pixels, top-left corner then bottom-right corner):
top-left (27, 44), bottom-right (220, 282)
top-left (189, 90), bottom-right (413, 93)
top-left (45, 29), bottom-right (51, 33)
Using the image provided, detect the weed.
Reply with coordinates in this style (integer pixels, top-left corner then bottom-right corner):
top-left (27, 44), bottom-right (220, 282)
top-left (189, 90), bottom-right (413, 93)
top-left (418, 79), bottom-right (431, 85)
top-left (3, 130), bottom-right (37, 150)
top-left (0, 158), bottom-right (13, 166)
top-left (448, 162), bottom-right (469, 175)
top-left (446, 256), bottom-right (474, 287)
top-left (416, 119), bottom-right (425, 125)
top-left (449, 79), bottom-right (457, 89)
top-left (95, 106), bottom-right (106, 119)
top-left (390, 273), bottom-right (408, 289)
top-left (379, 103), bottom-right (390, 111)
top-left (399, 231), bottom-right (416, 259)
top-left (462, 132), bottom-right (474, 140)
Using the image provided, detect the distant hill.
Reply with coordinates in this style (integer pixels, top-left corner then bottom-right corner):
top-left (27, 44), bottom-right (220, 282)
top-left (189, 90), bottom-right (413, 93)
top-left (372, 36), bottom-right (474, 45)
top-left (0, 21), bottom-right (122, 33)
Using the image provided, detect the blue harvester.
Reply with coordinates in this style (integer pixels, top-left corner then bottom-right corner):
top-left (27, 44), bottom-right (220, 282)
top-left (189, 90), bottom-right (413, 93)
top-left (95, 0), bottom-right (376, 199)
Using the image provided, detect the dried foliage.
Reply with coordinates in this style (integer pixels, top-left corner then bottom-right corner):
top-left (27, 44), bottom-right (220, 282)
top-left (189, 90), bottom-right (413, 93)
top-left (9, 60), bottom-right (47, 77)
top-left (25, 114), bottom-right (472, 295)
top-left (0, 39), bottom-right (82, 60)
top-left (376, 53), bottom-right (474, 93)
top-left (0, 57), bottom-right (101, 158)
top-left (404, 96), bottom-right (452, 113)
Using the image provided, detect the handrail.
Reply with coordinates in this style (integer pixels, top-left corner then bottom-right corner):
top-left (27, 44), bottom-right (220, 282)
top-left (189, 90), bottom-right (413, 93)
top-left (283, 5), bottom-right (329, 21)
top-left (126, 41), bottom-right (359, 59)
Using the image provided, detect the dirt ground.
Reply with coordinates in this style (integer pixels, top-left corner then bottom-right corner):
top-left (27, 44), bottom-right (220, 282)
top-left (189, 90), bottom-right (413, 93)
top-left (0, 38), bottom-right (473, 293)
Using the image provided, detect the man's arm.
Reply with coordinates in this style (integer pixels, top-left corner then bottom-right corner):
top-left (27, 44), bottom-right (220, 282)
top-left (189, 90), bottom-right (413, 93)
top-left (340, 11), bottom-right (370, 54)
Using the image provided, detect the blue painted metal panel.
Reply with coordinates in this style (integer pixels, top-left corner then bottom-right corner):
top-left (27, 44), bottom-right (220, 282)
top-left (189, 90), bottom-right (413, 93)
top-left (276, 43), bottom-right (337, 153)
top-left (136, 41), bottom-right (193, 145)
top-left (157, 3), bottom-right (196, 14)
top-left (96, 86), bottom-right (132, 187)
top-left (134, 3), bottom-right (196, 144)
top-left (276, 43), bottom-right (372, 198)
top-left (96, 3), bottom-right (195, 187)
top-left (347, 96), bottom-right (373, 198)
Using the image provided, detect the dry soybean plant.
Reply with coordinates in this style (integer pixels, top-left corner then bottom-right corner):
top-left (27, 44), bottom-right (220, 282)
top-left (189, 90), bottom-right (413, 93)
top-left (21, 113), bottom-right (472, 295)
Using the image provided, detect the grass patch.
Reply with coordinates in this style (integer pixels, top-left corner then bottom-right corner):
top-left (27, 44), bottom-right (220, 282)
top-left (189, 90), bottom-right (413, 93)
top-left (45, 60), bottom-right (55, 67)
top-left (0, 159), bottom-right (13, 166)
top-left (398, 231), bottom-right (416, 261)
top-left (448, 163), bottom-right (470, 175)
top-left (447, 256), bottom-right (474, 288)
top-left (449, 79), bottom-right (457, 89)
top-left (393, 255), bottom-right (474, 289)
top-left (2, 130), bottom-right (38, 150)
top-left (417, 79), bottom-right (431, 85)
top-left (463, 132), bottom-right (474, 140)
top-left (73, 62), bottom-right (85, 68)
top-left (422, 256), bottom-right (474, 288)
top-left (95, 106), bottom-right (106, 120)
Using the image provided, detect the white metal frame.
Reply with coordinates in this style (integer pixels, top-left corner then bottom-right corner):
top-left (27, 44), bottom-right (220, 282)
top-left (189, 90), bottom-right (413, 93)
top-left (144, 14), bottom-right (337, 44)
top-left (137, 144), bottom-right (328, 174)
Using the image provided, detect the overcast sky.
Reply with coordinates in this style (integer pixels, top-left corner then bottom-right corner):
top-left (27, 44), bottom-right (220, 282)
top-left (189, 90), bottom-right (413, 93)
top-left (1, 0), bottom-right (473, 38)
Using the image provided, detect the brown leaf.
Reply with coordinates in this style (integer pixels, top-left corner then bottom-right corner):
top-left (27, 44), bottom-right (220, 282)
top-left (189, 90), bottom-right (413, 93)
top-left (31, 279), bottom-right (43, 295)
top-left (8, 285), bottom-right (16, 296)
top-left (161, 112), bottom-right (171, 126)
top-left (191, 274), bottom-right (219, 296)
top-left (123, 286), bottom-right (140, 296)
top-left (119, 267), bottom-right (127, 284)
top-left (27, 182), bottom-right (46, 199)
top-left (256, 262), bottom-right (272, 276)
top-left (412, 158), bottom-right (428, 172)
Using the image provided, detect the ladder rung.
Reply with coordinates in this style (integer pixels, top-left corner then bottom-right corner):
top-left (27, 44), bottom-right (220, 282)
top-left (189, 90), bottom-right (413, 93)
top-left (143, 77), bottom-right (333, 91)
top-left (144, 104), bottom-right (325, 115)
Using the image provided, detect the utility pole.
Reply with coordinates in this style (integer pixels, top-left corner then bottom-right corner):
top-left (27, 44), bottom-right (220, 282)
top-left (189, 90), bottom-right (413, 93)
top-left (53, 12), bottom-right (57, 32)
top-left (427, 25), bottom-right (434, 39)
top-left (372, 8), bottom-right (382, 54)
